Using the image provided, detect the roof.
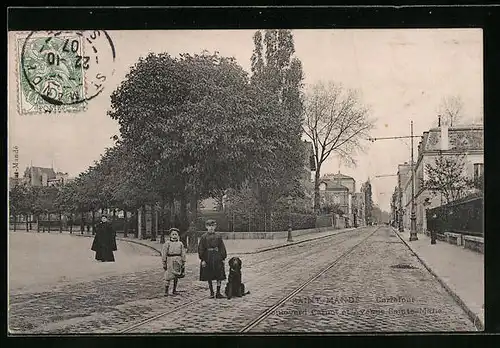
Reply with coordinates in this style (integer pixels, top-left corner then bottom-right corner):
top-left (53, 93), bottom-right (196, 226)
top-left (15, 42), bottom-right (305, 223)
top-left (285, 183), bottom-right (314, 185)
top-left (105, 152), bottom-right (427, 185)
top-left (24, 166), bottom-right (57, 179)
top-left (320, 181), bottom-right (349, 191)
top-left (429, 124), bottom-right (483, 132)
top-left (323, 172), bottom-right (354, 180)
top-left (421, 125), bottom-right (483, 153)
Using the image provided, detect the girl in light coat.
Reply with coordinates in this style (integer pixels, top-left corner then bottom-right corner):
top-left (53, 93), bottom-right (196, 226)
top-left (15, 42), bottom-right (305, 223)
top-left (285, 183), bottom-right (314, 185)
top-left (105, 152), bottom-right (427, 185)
top-left (161, 228), bottom-right (186, 296)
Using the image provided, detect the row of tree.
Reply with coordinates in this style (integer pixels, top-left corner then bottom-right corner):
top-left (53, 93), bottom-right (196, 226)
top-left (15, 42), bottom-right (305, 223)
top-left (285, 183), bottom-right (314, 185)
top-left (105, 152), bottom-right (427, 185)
top-left (424, 153), bottom-right (483, 203)
top-left (9, 30), bottom-right (378, 248)
top-left (390, 153), bottom-right (484, 221)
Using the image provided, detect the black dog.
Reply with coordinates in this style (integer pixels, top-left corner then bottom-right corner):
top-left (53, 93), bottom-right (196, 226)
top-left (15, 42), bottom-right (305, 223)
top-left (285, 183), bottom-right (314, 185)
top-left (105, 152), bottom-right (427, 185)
top-left (224, 257), bottom-right (250, 299)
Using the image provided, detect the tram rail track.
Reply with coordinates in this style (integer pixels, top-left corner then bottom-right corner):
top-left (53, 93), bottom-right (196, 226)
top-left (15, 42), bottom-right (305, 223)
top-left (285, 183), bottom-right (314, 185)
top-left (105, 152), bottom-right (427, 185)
top-left (239, 226), bottom-right (380, 332)
top-left (116, 226), bottom-right (377, 334)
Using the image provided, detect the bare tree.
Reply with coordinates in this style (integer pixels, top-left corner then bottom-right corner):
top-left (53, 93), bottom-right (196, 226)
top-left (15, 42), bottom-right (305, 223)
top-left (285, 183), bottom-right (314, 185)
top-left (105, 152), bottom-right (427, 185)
top-left (424, 154), bottom-right (473, 204)
top-left (438, 95), bottom-right (464, 127)
top-left (302, 81), bottom-right (375, 213)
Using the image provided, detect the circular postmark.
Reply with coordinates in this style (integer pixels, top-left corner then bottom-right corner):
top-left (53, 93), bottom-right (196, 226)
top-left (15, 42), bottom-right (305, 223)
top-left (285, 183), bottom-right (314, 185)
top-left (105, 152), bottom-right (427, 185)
top-left (19, 30), bottom-right (116, 109)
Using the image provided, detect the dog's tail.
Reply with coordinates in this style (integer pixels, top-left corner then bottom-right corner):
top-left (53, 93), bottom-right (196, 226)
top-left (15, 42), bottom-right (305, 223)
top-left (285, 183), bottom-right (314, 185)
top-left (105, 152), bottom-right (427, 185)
top-left (244, 291), bottom-right (250, 295)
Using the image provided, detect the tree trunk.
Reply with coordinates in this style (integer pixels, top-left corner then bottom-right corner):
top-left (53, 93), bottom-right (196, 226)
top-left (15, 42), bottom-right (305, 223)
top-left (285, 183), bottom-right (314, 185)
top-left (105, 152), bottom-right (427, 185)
top-left (37, 214), bottom-right (40, 233)
top-left (91, 210), bottom-right (96, 235)
top-left (160, 197), bottom-right (166, 244)
top-left (134, 210), bottom-right (139, 238)
top-left (314, 167), bottom-right (321, 214)
top-left (59, 212), bottom-right (63, 233)
top-left (29, 214), bottom-right (32, 230)
top-left (13, 214), bottom-right (17, 232)
top-left (141, 204), bottom-right (147, 239)
top-left (156, 205), bottom-right (159, 238)
top-left (80, 212), bottom-right (84, 234)
top-left (179, 194), bottom-right (188, 247)
top-left (187, 193), bottom-right (199, 253)
top-left (69, 213), bottom-right (73, 234)
top-left (25, 214), bottom-right (29, 231)
top-left (169, 197), bottom-right (175, 229)
top-left (137, 207), bottom-right (142, 239)
top-left (48, 213), bottom-right (51, 233)
top-left (151, 204), bottom-right (157, 241)
top-left (123, 210), bottom-right (128, 237)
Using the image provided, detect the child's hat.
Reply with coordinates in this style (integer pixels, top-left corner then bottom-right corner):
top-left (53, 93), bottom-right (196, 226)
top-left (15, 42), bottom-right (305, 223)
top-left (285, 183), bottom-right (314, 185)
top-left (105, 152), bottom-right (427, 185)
top-left (205, 219), bottom-right (217, 226)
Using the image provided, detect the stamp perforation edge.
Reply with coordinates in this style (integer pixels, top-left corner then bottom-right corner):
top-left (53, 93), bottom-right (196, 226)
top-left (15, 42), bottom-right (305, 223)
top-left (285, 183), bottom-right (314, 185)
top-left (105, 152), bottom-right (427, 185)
top-left (15, 31), bottom-right (89, 115)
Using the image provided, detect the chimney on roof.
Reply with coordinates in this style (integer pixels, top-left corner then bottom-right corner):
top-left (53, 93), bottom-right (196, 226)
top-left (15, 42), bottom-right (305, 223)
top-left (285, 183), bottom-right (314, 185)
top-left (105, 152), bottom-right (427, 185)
top-left (441, 124), bottom-right (449, 151)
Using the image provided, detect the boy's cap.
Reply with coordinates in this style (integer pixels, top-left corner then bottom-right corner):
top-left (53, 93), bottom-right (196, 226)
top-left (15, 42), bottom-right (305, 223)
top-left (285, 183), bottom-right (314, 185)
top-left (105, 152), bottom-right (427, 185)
top-left (205, 219), bottom-right (217, 226)
top-left (169, 228), bottom-right (180, 233)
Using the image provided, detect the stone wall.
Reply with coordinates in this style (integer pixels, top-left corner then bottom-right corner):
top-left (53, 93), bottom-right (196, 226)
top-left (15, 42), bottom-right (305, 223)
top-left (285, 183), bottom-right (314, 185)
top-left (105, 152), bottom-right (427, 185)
top-left (432, 231), bottom-right (484, 254)
top-left (199, 226), bottom-right (341, 240)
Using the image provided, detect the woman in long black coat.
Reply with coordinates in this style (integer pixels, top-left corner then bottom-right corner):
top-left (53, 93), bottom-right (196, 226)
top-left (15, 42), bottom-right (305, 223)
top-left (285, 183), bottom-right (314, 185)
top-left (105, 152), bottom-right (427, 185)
top-left (91, 215), bottom-right (117, 262)
top-left (198, 219), bottom-right (227, 298)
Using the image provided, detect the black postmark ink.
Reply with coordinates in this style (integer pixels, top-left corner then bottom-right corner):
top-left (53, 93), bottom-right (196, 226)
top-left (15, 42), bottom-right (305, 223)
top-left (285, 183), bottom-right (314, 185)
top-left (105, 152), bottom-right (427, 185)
top-left (19, 30), bottom-right (116, 112)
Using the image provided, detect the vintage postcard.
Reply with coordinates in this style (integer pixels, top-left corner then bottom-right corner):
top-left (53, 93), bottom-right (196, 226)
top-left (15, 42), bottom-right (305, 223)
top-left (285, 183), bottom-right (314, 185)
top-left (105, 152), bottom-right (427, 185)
top-left (8, 26), bottom-right (484, 334)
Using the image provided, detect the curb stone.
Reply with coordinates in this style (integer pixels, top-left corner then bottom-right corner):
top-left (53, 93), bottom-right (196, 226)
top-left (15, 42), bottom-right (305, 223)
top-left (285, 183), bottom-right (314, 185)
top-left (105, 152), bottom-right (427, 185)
top-left (236, 227), bottom-right (356, 255)
top-left (76, 228), bottom-right (357, 257)
top-left (74, 233), bottom-right (162, 256)
top-left (392, 227), bottom-right (483, 331)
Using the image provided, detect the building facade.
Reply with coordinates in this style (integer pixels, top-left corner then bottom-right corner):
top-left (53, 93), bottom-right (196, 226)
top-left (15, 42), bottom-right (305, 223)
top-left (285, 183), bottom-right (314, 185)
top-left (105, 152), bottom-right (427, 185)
top-left (413, 124), bottom-right (483, 232)
top-left (318, 172), bottom-right (356, 225)
top-left (353, 192), bottom-right (366, 227)
top-left (360, 180), bottom-right (373, 226)
top-left (397, 124), bottom-right (483, 233)
top-left (397, 163), bottom-right (413, 230)
top-left (20, 166), bottom-right (71, 187)
top-left (390, 186), bottom-right (399, 227)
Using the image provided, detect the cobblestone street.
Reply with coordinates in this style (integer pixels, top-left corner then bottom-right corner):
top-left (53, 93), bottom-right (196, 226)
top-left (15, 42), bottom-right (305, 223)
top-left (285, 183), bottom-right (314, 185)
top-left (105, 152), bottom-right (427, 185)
top-left (8, 226), bottom-right (476, 333)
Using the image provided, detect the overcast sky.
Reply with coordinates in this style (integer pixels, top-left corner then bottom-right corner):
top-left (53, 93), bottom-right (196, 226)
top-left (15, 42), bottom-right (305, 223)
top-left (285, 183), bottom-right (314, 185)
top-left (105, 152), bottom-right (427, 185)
top-left (8, 29), bottom-right (482, 211)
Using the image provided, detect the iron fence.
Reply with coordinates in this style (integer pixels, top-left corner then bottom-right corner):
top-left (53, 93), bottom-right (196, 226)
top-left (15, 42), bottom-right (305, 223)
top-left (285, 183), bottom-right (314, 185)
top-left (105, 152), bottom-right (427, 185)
top-left (426, 194), bottom-right (483, 237)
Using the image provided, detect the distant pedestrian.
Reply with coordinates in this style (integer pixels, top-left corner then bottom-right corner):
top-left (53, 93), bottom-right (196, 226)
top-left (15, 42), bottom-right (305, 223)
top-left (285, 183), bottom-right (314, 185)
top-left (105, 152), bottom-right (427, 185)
top-left (91, 215), bottom-right (117, 262)
top-left (161, 228), bottom-right (186, 296)
top-left (198, 219), bottom-right (227, 299)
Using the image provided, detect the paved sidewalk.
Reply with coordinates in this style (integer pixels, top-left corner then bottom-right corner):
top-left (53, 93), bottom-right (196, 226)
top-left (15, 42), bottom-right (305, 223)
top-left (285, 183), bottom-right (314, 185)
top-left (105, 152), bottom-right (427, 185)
top-left (395, 229), bottom-right (484, 330)
top-left (120, 227), bottom-right (356, 255)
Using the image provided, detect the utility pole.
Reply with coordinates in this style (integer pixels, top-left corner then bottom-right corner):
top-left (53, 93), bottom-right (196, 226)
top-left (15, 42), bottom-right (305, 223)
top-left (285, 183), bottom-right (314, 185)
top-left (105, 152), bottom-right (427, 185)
top-left (398, 173), bottom-right (403, 232)
top-left (409, 121), bottom-right (418, 241)
top-left (368, 121), bottom-right (421, 240)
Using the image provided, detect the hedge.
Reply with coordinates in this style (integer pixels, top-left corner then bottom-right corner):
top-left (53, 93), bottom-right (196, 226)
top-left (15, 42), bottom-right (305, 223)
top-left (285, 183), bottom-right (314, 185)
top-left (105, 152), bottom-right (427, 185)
top-left (196, 211), bottom-right (334, 232)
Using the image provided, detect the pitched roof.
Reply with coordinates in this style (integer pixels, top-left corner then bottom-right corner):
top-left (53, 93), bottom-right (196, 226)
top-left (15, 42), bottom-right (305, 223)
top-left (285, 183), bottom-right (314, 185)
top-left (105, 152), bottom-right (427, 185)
top-left (303, 140), bottom-right (314, 152)
top-left (24, 166), bottom-right (57, 179)
top-left (321, 181), bottom-right (349, 191)
top-left (323, 172), bottom-right (354, 180)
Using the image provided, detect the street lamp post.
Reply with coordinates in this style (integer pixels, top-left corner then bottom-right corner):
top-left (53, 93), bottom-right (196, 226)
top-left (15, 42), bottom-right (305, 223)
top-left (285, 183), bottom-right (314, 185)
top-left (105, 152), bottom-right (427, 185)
top-left (287, 196), bottom-right (293, 242)
top-left (409, 121), bottom-right (418, 241)
top-left (423, 198), bottom-right (434, 244)
top-left (398, 175), bottom-right (404, 232)
top-left (369, 121), bottom-right (421, 241)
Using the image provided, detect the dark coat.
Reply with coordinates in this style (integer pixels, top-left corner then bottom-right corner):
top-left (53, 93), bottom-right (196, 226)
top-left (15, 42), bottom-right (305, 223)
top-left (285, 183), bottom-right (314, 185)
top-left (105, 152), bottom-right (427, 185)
top-left (91, 222), bottom-right (117, 262)
top-left (198, 232), bottom-right (227, 281)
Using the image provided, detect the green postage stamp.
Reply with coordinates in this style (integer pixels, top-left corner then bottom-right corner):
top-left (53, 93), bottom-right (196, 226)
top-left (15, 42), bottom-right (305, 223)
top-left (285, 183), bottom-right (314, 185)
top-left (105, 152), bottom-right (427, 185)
top-left (16, 31), bottom-right (115, 114)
